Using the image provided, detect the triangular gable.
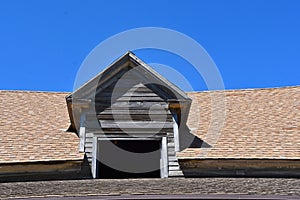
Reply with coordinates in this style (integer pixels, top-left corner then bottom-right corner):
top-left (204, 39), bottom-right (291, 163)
top-left (66, 51), bottom-right (191, 131)
top-left (67, 51), bottom-right (190, 101)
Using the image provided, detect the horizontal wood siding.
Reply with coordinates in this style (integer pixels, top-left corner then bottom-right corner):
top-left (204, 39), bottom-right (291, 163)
top-left (167, 131), bottom-right (183, 177)
top-left (84, 80), bottom-right (178, 172)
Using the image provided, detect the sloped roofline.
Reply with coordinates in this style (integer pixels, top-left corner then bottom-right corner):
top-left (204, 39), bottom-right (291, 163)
top-left (67, 51), bottom-right (191, 101)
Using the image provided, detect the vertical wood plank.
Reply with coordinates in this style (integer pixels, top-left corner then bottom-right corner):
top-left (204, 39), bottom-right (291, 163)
top-left (79, 111), bottom-right (86, 152)
top-left (161, 136), bottom-right (168, 178)
top-left (91, 136), bottom-right (98, 178)
top-left (173, 114), bottom-right (180, 152)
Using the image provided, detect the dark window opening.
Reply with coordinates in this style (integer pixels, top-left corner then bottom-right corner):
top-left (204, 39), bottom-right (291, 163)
top-left (97, 140), bottom-right (161, 179)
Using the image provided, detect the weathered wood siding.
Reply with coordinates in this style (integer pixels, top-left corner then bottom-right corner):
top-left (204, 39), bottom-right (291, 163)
top-left (66, 53), bottom-right (191, 178)
top-left (81, 71), bottom-right (182, 176)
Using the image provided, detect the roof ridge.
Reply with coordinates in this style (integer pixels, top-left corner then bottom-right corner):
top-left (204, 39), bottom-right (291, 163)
top-left (1, 86), bottom-right (300, 94)
top-left (0, 90), bottom-right (70, 94)
top-left (186, 85), bottom-right (300, 93)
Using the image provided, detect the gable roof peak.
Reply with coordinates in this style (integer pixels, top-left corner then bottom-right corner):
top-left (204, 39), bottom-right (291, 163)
top-left (68, 51), bottom-right (191, 101)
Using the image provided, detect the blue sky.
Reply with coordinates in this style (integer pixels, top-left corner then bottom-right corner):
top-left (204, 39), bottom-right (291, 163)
top-left (1, 0), bottom-right (300, 92)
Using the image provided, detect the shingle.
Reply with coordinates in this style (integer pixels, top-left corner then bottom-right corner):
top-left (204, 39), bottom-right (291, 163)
top-left (178, 86), bottom-right (300, 159)
top-left (1, 86), bottom-right (299, 163)
top-left (0, 90), bottom-right (84, 163)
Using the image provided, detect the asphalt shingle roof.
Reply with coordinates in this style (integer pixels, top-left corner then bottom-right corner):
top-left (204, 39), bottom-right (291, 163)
top-left (0, 86), bottom-right (299, 163)
top-left (178, 86), bottom-right (300, 159)
top-left (0, 90), bottom-right (84, 163)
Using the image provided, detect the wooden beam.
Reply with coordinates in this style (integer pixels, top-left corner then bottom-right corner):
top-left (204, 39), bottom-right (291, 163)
top-left (78, 111), bottom-right (86, 152)
top-left (94, 114), bottom-right (173, 122)
top-left (178, 159), bottom-right (300, 169)
top-left (161, 136), bottom-right (168, 178)
top-left (86, 129), bottom-right (171, 135)
top-left (97, 137), bottom-right (161, 141)
top-left (71, 99), bottom-right (91, 109)
top-left (97, 121), bottom-right (174, 129)
top-left (0, 160), bottom-right (82, 174)
top-left (93, 102), bottom-right (169, 110)
top-left (97, 109), bottom-right (171, 115)
top-left (91, 136), bottom-right (98, 179)
top-left (172, 115), bottom-right (180, 152)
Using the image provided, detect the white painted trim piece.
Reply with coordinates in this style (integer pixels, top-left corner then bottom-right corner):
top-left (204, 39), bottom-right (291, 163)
top-left (91, 136), bottom-right (98, 179)
top-left (78, 111), bottom-right (86, 152)
top-left (97, 137), bottom-right (161, 141)
top-left (172, 115), bottom-right (180, 152)
top-left (161, 136), bottom-right (168, 178)
top-left (95, 134), bottom-right (166, 138)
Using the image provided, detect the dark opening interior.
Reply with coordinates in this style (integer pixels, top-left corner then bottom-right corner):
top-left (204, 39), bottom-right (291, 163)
top-left (97, 140), bottom-right (161, 179)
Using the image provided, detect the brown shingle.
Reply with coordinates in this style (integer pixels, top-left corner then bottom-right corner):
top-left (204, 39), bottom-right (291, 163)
top-left (0, 90), bottom-right (84, 163)
top-left (178, 86), bottom-right (300, 159)
top-left (1, 86), bottom-right (299, 163)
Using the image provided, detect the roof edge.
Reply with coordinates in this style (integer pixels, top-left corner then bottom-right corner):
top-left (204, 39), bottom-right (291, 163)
top-left (187, 85), bottom-right (300, 93)
top-left (66, 51), bottom-right (132, 99)
top-left (0, 158), bottom-right (84, 165)
top-left (178, 157), bottom-right (300, 160)
top-left (0, 90), bottom-right (70, 94)
top-left (128, 52), bottom-right (191, 101)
